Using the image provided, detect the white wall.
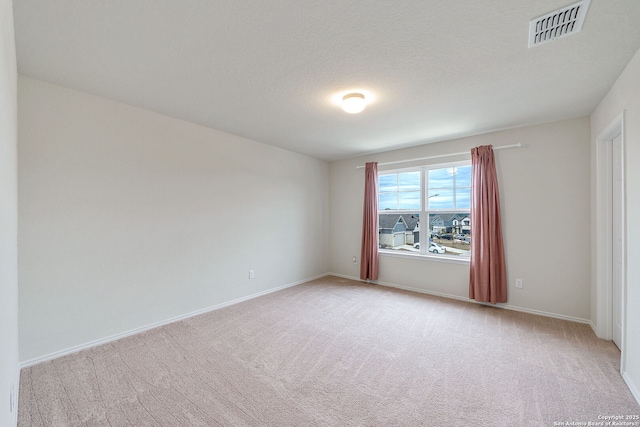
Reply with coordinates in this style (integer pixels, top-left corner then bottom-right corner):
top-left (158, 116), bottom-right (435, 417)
top-left (18, 76), bottom-right (330, 363)
top-left (330, 117), bottom-right (591, 321)
top-left (0, 0), bottom-right (19, 425)
top-left (591, 47), bottom-right (640, 403)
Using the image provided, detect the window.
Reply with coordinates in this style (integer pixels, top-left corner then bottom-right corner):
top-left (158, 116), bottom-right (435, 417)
top-left (378, 161), bottom-right (471, 259)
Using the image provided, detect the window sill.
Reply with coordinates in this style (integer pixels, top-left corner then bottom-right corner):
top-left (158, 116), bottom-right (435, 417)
top-left (378, 250), bottom-right (470, 265)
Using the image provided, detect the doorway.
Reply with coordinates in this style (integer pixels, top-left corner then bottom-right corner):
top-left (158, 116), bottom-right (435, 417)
top-left (611, 132), bottom-right (623, 349)
top-left (595, 113), bottom-right (626, 368)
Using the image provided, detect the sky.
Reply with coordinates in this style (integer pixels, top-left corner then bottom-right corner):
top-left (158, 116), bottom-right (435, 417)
top-left (379, 165), bottom-right (471, 211)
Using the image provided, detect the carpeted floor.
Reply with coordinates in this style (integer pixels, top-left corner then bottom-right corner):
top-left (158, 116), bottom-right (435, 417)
top-left (18, 276), bottom-right (639, 426)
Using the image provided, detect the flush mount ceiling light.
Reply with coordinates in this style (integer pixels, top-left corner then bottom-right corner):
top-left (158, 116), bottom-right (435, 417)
top-left (342, 93), bottom-right (366, 114)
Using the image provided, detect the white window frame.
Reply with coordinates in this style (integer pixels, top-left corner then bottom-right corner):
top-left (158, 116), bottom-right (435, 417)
top-left (378, 160), bottom-right (471, 264)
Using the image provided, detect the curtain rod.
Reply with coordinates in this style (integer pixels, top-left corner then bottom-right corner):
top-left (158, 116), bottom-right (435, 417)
top-left (355, 143), bottom-right (522, 169)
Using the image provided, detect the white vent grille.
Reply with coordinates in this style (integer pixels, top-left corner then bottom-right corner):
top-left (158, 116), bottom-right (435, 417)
top-left (529, 0), bottom-right (590, 48)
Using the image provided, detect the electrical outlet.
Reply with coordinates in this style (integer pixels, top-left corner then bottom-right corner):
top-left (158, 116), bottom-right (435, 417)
top-left (515, 278), bottom-right (523, 289)
top-left (249, 270), bottom-right (255, 279)
top-left (352, 256), bottom-right (357, 264)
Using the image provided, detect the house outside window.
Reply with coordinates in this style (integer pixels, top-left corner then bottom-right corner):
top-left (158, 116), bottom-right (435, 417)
top-left (378, 160), bottom-right (471, 259)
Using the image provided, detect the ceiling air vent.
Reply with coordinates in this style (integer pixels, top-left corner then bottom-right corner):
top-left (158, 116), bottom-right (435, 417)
top-left (528, 0), bottom-right (590, 48)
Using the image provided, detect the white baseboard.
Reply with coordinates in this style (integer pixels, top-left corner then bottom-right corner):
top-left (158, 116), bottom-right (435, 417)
top-left (588, 320), bottom-right (598, 336)
top-left (18, 271), bottom-right (594, 369)
top-left (622, 371), bottom-right (640, 406)
top-left (328, 272), bottom-right (591, 325)
top-left (19, 273), bottom-right (327, 369)
top-left (18, 271), bottom-right (631, 413)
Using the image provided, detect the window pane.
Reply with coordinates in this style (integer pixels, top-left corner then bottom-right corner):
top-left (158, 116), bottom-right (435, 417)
top-left (378, 213), bottom-right (420, 252)
top-left (379, 174), bottom-right (398, 192)
top-left (398, 171), bottom-right (420, 191)
top-left (398, 191), bottom-right (421, 210)
top-left (428, 168), bottom-right (454, 189)
top-left (455, 188), bottom-right (471, 209)
top-left (427, 212), bottom-right (471, 258)
top-left (456, 165), bottom-right (472, 187)
top-left (379, 192), bottom-right (398, 210)
top-left (379, 171), bottom-right (421, 210)
top-left (428, 189), bottom-right (454, 209)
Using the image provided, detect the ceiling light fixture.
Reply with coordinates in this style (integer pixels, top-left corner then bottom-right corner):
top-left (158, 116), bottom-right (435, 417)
top-left (342, 93), bottom-right (366, 114)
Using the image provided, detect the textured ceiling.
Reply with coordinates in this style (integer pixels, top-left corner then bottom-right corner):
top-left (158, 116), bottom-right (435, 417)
top-left (13, 0), bottom-right (640, 161)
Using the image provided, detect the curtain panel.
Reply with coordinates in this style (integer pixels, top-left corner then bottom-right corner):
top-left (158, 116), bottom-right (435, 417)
top-left (360, 162), bottom-right (379, 281)
top-left (469, 145), bottom-right (507, 304)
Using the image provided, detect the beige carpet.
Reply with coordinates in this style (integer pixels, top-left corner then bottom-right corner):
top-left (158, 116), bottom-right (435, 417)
top-left (19, 276), bottom-right (639, 426)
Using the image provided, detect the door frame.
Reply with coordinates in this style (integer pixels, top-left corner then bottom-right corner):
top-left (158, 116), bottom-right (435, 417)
top-left (595, 112), bottom-right (626, 372)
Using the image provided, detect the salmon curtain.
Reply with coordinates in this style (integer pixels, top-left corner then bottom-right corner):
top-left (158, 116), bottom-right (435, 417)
top-left (360, 162), bottom-right (379, 281)
top-left (469, 145), bottom-right (507, 304)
